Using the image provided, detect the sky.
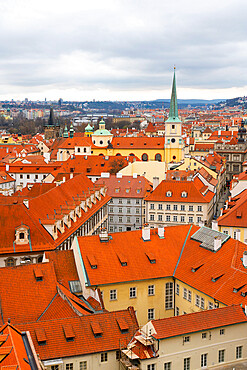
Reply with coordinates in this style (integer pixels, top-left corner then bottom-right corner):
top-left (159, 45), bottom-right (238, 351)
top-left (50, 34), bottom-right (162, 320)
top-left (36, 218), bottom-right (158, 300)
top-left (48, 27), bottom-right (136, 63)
top-left (0, 0), bottom-right (247, 101)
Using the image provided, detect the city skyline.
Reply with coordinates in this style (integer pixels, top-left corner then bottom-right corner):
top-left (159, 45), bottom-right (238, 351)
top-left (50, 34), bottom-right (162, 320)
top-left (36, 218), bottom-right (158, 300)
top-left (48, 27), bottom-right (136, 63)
top-left (0, 0), bottom-right (246, 101)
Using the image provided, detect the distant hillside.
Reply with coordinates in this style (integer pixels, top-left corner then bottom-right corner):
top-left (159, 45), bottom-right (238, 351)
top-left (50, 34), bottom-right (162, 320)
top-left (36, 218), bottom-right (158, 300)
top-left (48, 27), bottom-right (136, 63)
top-left (154, 99), bottom-right (224, 106)
top-left (216, 96), bottom-right (247, 108)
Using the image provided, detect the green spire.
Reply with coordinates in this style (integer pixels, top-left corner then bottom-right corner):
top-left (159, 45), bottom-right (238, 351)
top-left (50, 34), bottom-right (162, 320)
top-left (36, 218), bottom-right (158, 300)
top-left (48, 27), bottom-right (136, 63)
top-left (69, 123), bottom-right (74, 138)
top-left (63, 124), bottom-right (69, 138)
top-left (166, 68), bottom-right (181, 123)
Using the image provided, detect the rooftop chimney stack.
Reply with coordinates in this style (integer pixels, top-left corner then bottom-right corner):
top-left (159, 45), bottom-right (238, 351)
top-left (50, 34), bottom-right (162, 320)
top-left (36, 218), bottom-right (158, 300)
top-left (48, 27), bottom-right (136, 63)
top-left (153, 177), bottom-right (159, 190)
top-left (63, 176), bottom-right (66, 183)
top-left (213, 236), bottom-right (222, 251)
top-left (99, 228), bottom-right (109, 242)
top-left (70, 173), bottom-right (73, 179)
top-left (142, 224), bottom-right (150, 241)
top-left (236, 229), bottom-right (241, 241)
top-left (243, 251), bottom-right (247, 268)
top-left (211, 220), bottom-right (218, 231)
top-left (158, 226), bottom-right (165, 238)
top-left (6, 164), bottom-right (9, 172)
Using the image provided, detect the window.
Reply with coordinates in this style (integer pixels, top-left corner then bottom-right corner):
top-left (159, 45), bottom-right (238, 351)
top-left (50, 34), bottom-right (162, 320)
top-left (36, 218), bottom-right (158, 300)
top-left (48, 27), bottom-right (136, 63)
top-left (136, 217), bottom-right (140, 223)
top-left (218, 349), bottom-right (225, 363)
top-left (20, 174), bottom-right (23, 179)
top-left (181, 216), bottom-right (185, 222)
top-left (164, 363), bottom-right (171, 370)
top-left (51, 366), bottom-right (59, 370)
top-left (110, 289), bottom-right (117, 301)
top-left (208, 302), bottom-right (213, 310)
top-left (184, 336), bottom-right (190, 343)
top-left (181, 205), bottom-right (185, 211)
top-left (6, 258), bottom-right (15, 267)
top-left (109, 226), bottom-right (114, 232)
top-left (197, 216), bottom-right (202, 223)
top-left (119, 227), bottom-right (123, 232)
top-left (166, 215), bottom-right (171, 222)
top-left (189, 206), bottom-right (193, 212)
top-left (116, 350), bottom-right (121, 360)
top-left (127, 217), bottom-right (131, 223)
top-left (158, 203), bottom-right (163, 210)
top-left (150, 215), bottom-right (155, 221)
top-left (173, 215), bottom-right (178, 222)
top-left (176, 306), bottom-right (179, 316)
top-left (181, 191), bottom-right (187, 198)
top-left (166, 204), bottom-right (171, 210)
top-left (165, 282), bottom-right (173, 309)
top-left (188, 216), bottom-right (193, 223)
top-left (223, 230), bottom-right (229, 235)
top-left (150, 204), bottom-right (154, 210)
top-left (66, 364), bottom-right (73, 370)
top-left (101, 352), bottom-right (108, 362)
top-left (127, 208), bottom-right (131, 214)
top-left (130, 287), bottom-right (137, 298)
top-left (119, 217), bottom-right (122, 223)
top-left (236, 345), bottom-right (242, 359)
top-left (158, 214), bottom-right (163, 221)
top-left (118, 199), bottom-right (122, 204)
top-left (109, 207), bottom-right (113, 213)
top-left (148, 285), bottom-right (155, 296)
top-left (35, 174), bottom-right (38, 179)
top-left (79, 362), bottom-right (87, 370)
top-left (184, 357), bottom-right (190, 370)
top-left (183, 288), bottom-right (187, 300)
top-left (109, 216), bottom-right (113, 222)
top-left (202, 332), bottom-right (207, 339)
top-left (188, 290), bottom-right (191, 302)
top-left (119, 207), bottom-right (122, 213)
top-left (136, 199), bottom-right (140, 204)
top-left (166, 191), bottom-right (172, 197)
top-left (198, 205), bottom-right (202, 212)
top-left (136, 208), bottom-right (140, 214)
top-left (173, 204), bottom-right (177, 211)
top-left (147, 365), bottom-right (155, 370)
top-left (195, 295), bottom-right (200, 307)
top-left (176, 284), bottom-right (179, 295)
top-left (148, 308), bottom-right (155, 320)
top-left (200, 297), bottom-right (205, 309)
top-left (201, 353), bottom-right (207, 368)
top-left (19, 232), bottom-right (25, 239)
top-left (220, 329), bottom-right (225, 335)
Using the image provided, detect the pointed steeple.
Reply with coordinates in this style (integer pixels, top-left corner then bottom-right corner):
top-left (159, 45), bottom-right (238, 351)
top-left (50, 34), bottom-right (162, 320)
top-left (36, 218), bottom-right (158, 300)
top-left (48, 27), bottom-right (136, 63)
top-left (166, 67), bottom-right (181, 123)
top-left (63, 124), bottom-right (69, 138)
top-left (69, 123), bottom-right (74, 138)
top-left (48, 106), bottom-right (55, 126)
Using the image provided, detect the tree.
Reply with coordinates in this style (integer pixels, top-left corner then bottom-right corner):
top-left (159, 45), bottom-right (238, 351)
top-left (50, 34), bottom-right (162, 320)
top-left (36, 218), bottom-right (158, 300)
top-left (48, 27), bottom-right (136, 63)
top-left (109, 158), bottom-right (126, 174)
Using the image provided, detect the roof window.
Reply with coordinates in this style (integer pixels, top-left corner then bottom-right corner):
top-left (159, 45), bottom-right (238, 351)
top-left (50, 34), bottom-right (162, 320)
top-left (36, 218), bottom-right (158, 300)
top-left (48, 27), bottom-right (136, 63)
top-left (233, 284), bottom-right (246, 293)
top-left (117, 253), bottom-right (128, 266)
top-left (181, 191), bottom-right (187, 198)
top-left (117, 318), bottom-right (129, 333)
top-left (87, 255), bottom-right (97, 269)
top-left (91, 322), bottom-right (103, 337)
top-left (166, 191), bottom-right (172, 197)
top-left (63, 324), bottom-right (75, 342)
top-left (33, 266), bottom-right (43, 281)
top-left (191, 264), bottom-right (204, 272)
top-left (35, 328), bottom-right (47, 345)
top-left (146, 252), bottom-right (156, 264)
top-left (211, 273), bottom-right (224, 282)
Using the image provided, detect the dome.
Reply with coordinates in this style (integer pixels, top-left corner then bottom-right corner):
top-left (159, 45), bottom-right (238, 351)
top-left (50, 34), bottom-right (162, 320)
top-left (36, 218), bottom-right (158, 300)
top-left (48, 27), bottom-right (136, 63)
top-left (85, 123), bottom-right (94, 132)
top-left (93, 128), bottom-right (112, 136)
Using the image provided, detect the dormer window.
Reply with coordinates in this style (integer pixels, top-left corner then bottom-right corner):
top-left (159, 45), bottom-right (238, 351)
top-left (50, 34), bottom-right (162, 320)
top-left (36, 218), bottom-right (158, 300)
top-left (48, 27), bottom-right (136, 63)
top-left (166, 191), bottom-right (172, 197)
top-left (15, 226), bottom-right (29, 245)
top-left (181, 191), bottom-right (187, 198)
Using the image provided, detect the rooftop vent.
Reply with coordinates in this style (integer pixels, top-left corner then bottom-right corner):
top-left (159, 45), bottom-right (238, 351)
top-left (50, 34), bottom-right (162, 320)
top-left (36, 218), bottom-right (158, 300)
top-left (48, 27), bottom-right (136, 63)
top-left (158, 226), bottom-right (165, 238)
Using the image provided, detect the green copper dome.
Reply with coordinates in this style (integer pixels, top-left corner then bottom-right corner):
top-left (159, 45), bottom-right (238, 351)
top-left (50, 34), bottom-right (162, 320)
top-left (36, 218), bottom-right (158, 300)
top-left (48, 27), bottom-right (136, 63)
top-left (85, 123), bottom-right (94, 132)
top-left (93, 118), bottom-right (112, 136)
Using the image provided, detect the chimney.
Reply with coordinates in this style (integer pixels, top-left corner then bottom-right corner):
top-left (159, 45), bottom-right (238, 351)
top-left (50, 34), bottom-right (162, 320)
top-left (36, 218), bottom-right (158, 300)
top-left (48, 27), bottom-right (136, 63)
top-left (133, 173), bottom-right (138, 178)
top-left (142, 224), bottom-right (150, 241)
top-left (70, 173), bottom-right (73, 179)
top-left (243, 251), bottom-right (247, 268)
top-left (63, 176), bottom-right (66, 183)
top-left (6, 164), bottom-right (9, 172)
top-left (158, 226), bottom-right (164, 238)
top-left (116, 173), bottom-right (122, 178)
top-left (153, 177), bottom-right (159, 190)
top-left (213, 236), bottom-right (222, 251)
top-left (228, 195), bottom-right (231, 203)
top-left (23, 199), bottom-right (29, 209)
top-left (198, 220), bottom-right (204, 228)
top-left (236, 229), bottom-right (241, 241)
top-left (99, 228), bottom-right (109, 242)
top-left (211, 220), bottom-right (218, 231)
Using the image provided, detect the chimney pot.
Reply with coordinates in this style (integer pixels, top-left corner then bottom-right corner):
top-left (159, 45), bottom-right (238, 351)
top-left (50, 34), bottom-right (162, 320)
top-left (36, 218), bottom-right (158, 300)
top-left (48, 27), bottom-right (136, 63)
top-left (158, 226), bottom-right (165, 238)
top-left (213, 236), bottom-right (221, 251)
top-left (153, 177), bottom-right (159, 190)
top-left (243, 251), bottom-right (247, 268)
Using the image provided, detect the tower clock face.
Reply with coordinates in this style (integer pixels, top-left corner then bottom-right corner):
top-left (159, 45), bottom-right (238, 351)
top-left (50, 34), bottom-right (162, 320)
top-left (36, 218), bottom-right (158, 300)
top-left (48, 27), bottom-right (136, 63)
top-left (171, 138), bottom-right (176, 143)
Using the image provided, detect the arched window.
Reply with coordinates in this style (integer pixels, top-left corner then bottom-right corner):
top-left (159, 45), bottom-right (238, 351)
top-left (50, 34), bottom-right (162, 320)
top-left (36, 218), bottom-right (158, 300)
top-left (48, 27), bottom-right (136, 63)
top-left (99, 153), bottom-right (104, 156)
top-left (6, 258), bottom-right (15, 267)
top-left (172, 155), bottom-right (176, 160)
top-left (116, 153), bottom-right (121, 156)
top-left (19, 232), bottom-right (25, 239)
top-left (129, 153), bottom-right (135, 156)
top-left (155, 153), bottom-right (162, 162)
top-left (171, 138), bottom-right (176, 143)
top-left (100, 140), bottom-right (103, 145)
top-left (142, 153), bottom-right (148, 161)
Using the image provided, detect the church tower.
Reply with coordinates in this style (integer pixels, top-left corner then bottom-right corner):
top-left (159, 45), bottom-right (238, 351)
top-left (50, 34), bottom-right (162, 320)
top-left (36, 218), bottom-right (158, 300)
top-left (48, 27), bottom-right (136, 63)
top-left (164, 68), bottom-right (184, 164)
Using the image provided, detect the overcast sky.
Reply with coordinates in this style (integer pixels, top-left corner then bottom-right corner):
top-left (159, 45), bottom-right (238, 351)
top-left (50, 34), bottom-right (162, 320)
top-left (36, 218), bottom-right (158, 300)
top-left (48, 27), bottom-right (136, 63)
top-left (0, 0), bottom-right (247, 101)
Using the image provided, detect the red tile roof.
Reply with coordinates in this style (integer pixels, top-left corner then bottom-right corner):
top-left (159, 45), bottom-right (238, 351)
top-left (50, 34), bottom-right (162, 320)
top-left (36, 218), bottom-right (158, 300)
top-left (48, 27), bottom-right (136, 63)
top-left (217, 189), bottom-right (247, 227)
top-left (18, 307), bottom-right (139, 360)
top-left (152, 305), bottom-right (247, 339)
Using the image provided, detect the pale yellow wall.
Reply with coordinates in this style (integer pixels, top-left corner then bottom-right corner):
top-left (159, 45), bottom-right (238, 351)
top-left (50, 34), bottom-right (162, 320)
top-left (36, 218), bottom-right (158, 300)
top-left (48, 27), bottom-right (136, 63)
top-left (100, 278), bottom-right (174, 327)
top-left (143, 322), bottom-right (247, 370)
top-left (119, 161), bottom-right (167, 183)
top-left (218, 226), bottom-right (247, 244)
top-left (46, 350), bottom-right (121, 370)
